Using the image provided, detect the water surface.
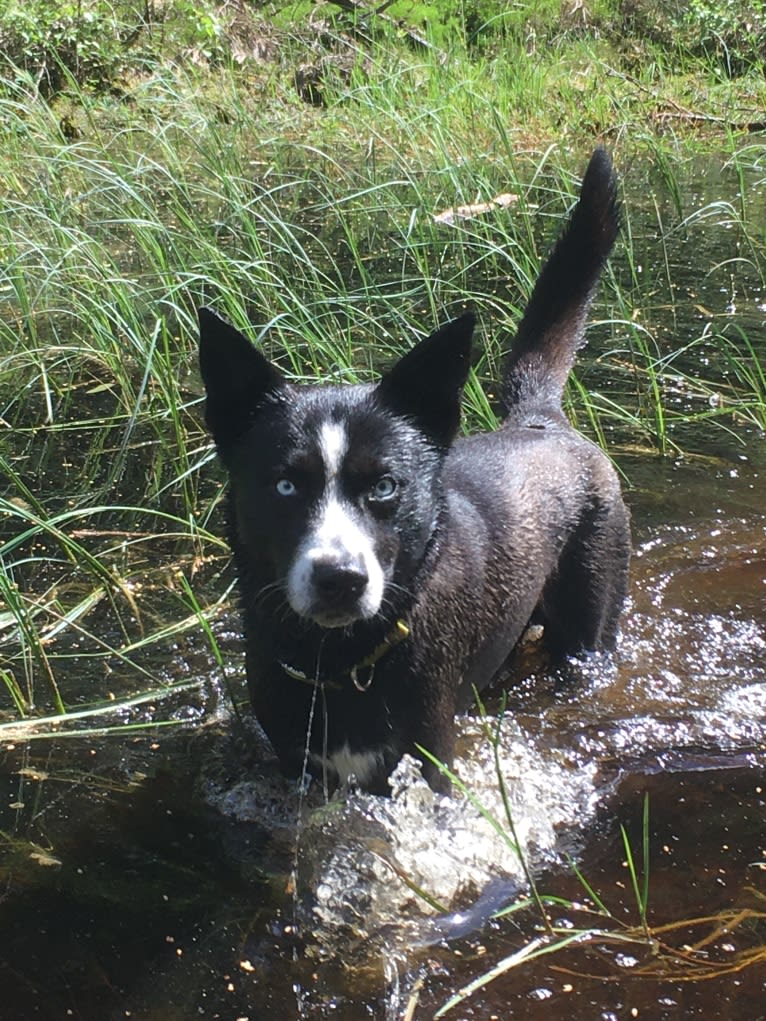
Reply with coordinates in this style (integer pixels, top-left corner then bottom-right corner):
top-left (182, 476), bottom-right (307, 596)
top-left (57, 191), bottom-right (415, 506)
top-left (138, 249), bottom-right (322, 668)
top-left (1, 156), bottom-right (765, 1020)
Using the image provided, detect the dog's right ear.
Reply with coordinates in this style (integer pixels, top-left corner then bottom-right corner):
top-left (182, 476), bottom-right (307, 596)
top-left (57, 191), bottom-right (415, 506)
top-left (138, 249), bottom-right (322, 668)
top-left (198, 306), bottom-right (286, 453)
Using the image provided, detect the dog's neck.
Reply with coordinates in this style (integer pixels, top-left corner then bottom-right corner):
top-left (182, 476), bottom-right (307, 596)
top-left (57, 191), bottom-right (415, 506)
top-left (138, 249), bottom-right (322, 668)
top-left (277, 617), bottom-right (410, 691)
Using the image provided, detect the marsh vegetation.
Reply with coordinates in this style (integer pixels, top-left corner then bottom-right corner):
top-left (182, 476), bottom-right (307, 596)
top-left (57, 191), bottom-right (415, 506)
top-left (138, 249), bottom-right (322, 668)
top-left (1, 0), bottom-right (765, 721)
top-left (0, 2), bottom-right (765, 1018)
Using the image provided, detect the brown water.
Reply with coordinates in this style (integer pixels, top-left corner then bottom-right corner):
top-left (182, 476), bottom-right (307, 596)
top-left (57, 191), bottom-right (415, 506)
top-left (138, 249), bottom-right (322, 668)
top-left (1, 449), bottom-right (764, 1021)
top-left (1, 157), bottom-right (766, 1020)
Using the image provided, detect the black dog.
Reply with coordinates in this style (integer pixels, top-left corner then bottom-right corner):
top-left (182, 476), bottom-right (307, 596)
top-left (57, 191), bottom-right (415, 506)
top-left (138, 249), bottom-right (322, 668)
top-left (199, 148), bottom-right (630, 794)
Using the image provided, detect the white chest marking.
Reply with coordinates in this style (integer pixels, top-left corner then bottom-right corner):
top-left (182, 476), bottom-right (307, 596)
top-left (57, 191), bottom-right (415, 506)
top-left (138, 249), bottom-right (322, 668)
top-left (311, 743), bottom-right (386, 788)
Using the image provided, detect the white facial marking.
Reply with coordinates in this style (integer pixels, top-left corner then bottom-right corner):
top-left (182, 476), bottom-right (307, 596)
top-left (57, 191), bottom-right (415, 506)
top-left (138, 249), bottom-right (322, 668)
top-left (318, 420), bottom-right (347, 479)
top-left (286, 417), bottom-right (385, 624)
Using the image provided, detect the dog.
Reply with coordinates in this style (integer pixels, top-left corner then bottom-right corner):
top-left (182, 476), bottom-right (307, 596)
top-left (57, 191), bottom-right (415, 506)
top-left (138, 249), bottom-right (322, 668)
top-left (198, 147), bottom-right (630, 794)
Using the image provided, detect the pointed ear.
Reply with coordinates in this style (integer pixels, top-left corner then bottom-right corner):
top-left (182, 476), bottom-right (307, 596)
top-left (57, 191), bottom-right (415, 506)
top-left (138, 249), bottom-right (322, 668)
top-left (198, 306), bottom-right (286, 453)
top-left (376, 312), bottom-right (475, 446)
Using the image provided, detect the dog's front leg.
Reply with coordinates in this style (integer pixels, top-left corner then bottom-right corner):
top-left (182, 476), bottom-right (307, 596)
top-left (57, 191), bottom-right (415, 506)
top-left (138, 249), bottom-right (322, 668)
top-left (409, 677), bottom-right (459, 794)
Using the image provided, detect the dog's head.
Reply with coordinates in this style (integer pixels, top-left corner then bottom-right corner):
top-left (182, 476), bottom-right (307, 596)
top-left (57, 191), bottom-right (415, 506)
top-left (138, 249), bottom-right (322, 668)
top-left (198, 308), bottom-right (474, 628)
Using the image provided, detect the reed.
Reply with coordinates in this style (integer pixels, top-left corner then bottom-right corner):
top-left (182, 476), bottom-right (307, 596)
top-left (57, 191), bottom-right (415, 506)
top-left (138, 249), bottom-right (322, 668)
top-left (1, 25), bottom-right (765, 724)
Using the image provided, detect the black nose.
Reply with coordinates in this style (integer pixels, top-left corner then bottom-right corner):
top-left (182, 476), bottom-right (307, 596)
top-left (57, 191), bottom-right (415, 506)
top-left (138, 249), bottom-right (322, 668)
top-left (312, 558), bottom-right (368, 604)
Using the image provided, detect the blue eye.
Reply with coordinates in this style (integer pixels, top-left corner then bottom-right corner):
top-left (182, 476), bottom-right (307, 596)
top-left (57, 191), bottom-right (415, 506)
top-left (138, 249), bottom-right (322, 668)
top-left (276, 478), bottom-right (296, 497)
top-left (369, 476), bottom-right (397, 501)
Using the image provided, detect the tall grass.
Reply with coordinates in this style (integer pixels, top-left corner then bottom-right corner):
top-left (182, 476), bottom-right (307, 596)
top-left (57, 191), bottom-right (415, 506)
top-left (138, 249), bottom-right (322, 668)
top-left (1, 33), bottom-right (765, 722)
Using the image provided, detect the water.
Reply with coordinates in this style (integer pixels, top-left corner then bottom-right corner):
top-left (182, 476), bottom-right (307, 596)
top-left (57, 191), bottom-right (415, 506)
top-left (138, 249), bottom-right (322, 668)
top-left (1, 159), bottom-right (766, 1019)
top-left (1, 450), bottom-right (763, 1020)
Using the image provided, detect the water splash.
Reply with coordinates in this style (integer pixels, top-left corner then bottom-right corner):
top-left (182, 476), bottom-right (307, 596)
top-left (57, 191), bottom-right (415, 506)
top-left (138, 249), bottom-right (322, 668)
top-left (294, 714), bottom-right (601, 955)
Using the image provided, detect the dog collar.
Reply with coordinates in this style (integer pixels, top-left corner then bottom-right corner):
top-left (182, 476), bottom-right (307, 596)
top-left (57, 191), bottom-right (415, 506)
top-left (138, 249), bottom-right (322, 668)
top-left (278, 618), bottom-right (410, 693)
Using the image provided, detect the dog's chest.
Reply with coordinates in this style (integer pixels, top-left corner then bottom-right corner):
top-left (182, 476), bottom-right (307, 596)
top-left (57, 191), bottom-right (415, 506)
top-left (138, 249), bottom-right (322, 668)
top-left (310, 742), bottom-right (389, 788)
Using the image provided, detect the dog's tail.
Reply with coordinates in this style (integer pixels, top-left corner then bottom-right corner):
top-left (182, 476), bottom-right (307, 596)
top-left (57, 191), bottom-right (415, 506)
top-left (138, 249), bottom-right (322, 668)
top-left (499, 148), bottom-right (619, 421)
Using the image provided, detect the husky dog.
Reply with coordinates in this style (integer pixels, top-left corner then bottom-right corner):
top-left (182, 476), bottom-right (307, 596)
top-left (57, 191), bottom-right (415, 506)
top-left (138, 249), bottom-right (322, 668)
top-left (199, 148), bottom-right (630, 793)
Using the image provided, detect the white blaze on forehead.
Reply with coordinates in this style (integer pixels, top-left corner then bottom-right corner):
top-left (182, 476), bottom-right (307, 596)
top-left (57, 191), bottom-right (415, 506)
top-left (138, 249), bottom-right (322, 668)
top-left (318, 420), bottom-right (348, 480)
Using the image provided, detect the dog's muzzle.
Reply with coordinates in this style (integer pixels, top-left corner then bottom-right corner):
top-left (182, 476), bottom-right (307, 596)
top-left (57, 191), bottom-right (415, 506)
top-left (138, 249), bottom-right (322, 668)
top-left (292, 552), bottom-right (377, 627)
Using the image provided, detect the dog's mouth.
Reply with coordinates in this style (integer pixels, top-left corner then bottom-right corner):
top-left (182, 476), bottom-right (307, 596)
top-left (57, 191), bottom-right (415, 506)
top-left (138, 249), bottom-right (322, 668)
top-left (304, 606), bottom-right (368, 629)
top-left (298, 584), bottom-right (378, 630)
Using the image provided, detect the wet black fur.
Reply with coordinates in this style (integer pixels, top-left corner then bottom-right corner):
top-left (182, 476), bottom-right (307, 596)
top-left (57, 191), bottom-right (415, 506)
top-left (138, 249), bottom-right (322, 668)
top-left (199, 148), bottom-right (631, 794)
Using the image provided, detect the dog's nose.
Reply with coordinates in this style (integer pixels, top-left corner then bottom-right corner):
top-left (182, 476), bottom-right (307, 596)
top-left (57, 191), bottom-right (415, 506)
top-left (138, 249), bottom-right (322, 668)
top-left (312, 559), bottom-right (368, 602)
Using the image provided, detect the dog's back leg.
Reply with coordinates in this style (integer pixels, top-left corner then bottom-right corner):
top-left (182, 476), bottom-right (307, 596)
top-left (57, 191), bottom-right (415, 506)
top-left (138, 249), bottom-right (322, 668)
top-left (540, 495), bottom-right (631, 658)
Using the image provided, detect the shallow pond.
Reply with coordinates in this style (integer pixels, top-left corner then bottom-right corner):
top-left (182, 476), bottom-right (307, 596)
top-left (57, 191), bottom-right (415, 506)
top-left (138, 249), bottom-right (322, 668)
top-left (1, 156), bottom-right (765, 1020)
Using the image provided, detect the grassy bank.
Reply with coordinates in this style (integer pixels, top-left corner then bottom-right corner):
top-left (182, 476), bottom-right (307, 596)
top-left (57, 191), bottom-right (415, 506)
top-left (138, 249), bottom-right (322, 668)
top-left (1, 1), bottom-right (765, 719)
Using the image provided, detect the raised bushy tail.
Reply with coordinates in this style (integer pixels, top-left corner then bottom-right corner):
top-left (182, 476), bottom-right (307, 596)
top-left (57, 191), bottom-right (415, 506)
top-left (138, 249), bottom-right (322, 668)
top-left (500, 148), bottom-right (619, 420)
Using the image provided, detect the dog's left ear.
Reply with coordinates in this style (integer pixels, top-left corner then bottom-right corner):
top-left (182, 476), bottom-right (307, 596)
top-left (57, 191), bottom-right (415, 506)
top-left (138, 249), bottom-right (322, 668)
top-left (376, 312), bottom-right (475, 446)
